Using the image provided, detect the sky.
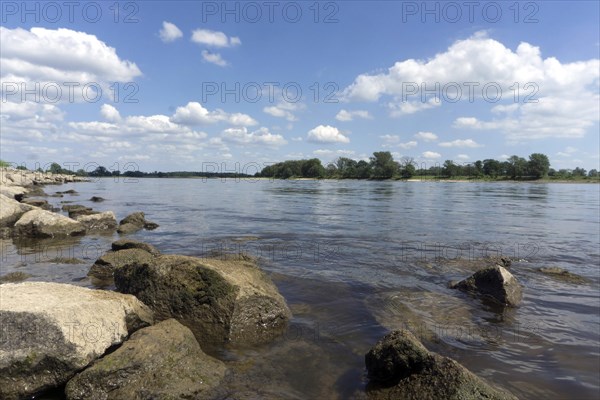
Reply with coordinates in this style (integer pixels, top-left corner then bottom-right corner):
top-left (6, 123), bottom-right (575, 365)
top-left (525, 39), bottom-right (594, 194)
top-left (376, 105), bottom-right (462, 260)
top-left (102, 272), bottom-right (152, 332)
top-left (1, 1), bottom-right (599, 174)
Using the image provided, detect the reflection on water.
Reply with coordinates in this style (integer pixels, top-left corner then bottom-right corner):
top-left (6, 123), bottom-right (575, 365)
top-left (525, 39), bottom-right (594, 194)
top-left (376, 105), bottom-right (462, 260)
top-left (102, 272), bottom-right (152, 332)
top-left (1, 178), bottom-right (598, 399)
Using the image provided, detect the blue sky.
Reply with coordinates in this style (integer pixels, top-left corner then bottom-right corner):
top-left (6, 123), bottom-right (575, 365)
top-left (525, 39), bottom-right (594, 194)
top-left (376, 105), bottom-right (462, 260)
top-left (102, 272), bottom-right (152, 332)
top-left (1, 1), bottom-right (598, 173)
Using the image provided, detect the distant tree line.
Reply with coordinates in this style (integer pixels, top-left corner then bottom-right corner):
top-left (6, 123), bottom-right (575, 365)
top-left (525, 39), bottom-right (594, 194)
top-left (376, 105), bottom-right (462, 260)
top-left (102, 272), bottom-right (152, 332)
top-left (257, 152), bottom-right (599, 181)
top-left (2, 156), bottom-right (597, 181)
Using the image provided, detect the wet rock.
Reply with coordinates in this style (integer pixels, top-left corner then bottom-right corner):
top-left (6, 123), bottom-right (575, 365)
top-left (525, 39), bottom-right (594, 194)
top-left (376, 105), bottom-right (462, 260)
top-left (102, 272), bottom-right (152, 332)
top-left (23, 186), bottom-right (47, 197)
top-left (89, 248), bottom-right (156, 280)
top-left (62, 204), bottom-right (89, 212)
top-left (450, 265), bottom-right (523, 307)
top-left (65, 319), bottom-right (226, 400)
top-left (0, 282), bottom-right (153, 400)
top-left (0, 194), bottom-right (35, 228)
top-left (366, 330), bottom-right (518, 400)
top-left (111, 238), bottom-right (161, 256)
top-left (75, 211), bottom-right (117, 231)
top-left (537, 267), bottom-right (588, 284)
top-left (0, 271), bottom-right (32, 284)
top-left (117, 211), bottom-right (159, 234)
top-left (47, 257), bottom-right (84, 264)
top-left (13, 209), bottom-right (85, 238)
top-left (56, 189), bottom-right (78, 195)
top-left (115, 254), bottom-right (291, 348)
top-left (21, 198), bottom-right (52, 210)
top-left (89, 196), bottom-right (104, 202)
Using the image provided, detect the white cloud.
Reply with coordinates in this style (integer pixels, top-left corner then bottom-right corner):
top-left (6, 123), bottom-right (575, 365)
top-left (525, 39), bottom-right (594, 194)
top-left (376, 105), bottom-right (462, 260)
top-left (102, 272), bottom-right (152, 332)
top-left (307, 125), bottom-right (350, 144)
top-left (438, 139), bottom-right (482, 148)
top-left (191, 29), bottom-right (241, 48)
top-left (101, 104), bottom-right (121, 122)
top-left (0, 27), bottom-right (141, 84)
top-left (456, 154), bottom-right (470, 160)
top-left (398, 141), bottom-right (418, 149)
top-left (414, 132), bottom-right (438, 142)
top-left (170, 102), bottom-right (257, 126)
top-left (422, 151), bottom-right (441, 159)
top-left (221, 127), bottom-right (287, 146)
top-left (159, 21), bottom-right (183, 42)
top-left (388, 98), bottom-right (441, 117)
top-left (263, 102), bottom-right (305, 122)
top-left (335, 109), bottom-right (372, 121)
top-left (201, 50), bottom-right (228, 67)
top-left (342, 32), bottom-right (599, 138)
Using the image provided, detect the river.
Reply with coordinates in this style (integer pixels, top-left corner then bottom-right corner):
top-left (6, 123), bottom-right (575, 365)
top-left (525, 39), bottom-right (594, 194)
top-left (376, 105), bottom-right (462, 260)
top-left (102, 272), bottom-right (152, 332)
top-left (2, 178), bottom-right (599, 399)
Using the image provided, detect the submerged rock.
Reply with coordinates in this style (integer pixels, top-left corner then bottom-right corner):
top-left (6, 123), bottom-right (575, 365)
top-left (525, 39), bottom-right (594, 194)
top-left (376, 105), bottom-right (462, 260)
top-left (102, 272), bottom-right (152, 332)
top-left (65, 319), bottom-right (226, 400)
top-left (75, 211), bottom-right (117, 231)
top-left (0, 282), bottom-right (153, 399)
top-left (89, 196), bottom-right (105, 202)
top-left (366, 330), bottom-right (517, 400)
top-left (450, 265), bottom-right (522, 307)
top-left (115, 254), bottom-right (291, 347)
top-left (117, 211), bottom-right (159, 234)
top-left (111, 238), bottom-right (161, 256)
top-left (20, 198), bottom-right (52, 210)
top-left (0, 271), bottom-right (32, 284)
top-left (537, 267), bottom-right (588, 284)
top-left (13, 209), bottom-right (86, 238)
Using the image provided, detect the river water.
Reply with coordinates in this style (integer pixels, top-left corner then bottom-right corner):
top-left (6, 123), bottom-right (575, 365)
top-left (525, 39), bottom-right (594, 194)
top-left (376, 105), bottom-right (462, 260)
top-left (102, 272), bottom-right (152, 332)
top-left (2, 178), bottom-right (599, 399)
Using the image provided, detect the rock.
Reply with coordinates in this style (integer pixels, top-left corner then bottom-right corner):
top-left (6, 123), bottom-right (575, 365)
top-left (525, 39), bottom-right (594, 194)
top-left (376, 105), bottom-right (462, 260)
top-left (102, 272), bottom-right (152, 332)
top-left (117, 212), bottom-right (159, 234)
top-left (62, 204), bottom-right (90, 212)
top-left (111, 238), bottom-right (161, 256)
top-left (115, 254), bottom-right (291, 347)
top-left (75, 211), bottom-right (117, 231)
top-left (69, 209), bottom-right (98, 219)
top-left (65, 319), bottom-right (226, 400)
top-left (365, 330), bottom-right (517, 400)
top-left (23, 186), bottom-right (47, 197)
top-left (0, 271), bottom-right (32, 284)
top-left (0, 282), bottom-right (153, 399)
top-left (89, 196), bottom-right (104, 202)
top-left (89, 248), bottom-right (156, 280)
top-left (538, 267), bottom-right (588, 284)
top-left (0, 185), bottom-right (28, 201)
top-left (450, 265), bottom-right (523, 307)
top-left (56, 189), bottom-right (78, 195)
top-left (13, 209), bottom-right (86, 238)
top-left (21, 199), bottom-right (52, 210)
top-left (47, 257), bottom-right (84, 264)
top-left (0, 194), bottom-right (35, 228)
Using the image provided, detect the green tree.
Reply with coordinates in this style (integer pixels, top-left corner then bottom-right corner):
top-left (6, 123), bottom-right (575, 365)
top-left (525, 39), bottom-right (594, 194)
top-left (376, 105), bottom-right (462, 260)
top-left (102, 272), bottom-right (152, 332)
top-left (301, 158), bottom-right (325, 178)
top-left (588, 169), bottom-right (598, 178)
top-left (442, 160), bottom-right (457, 178)
top-left (370, 151), bottom-right (397, 179)
top-left (483, 159), bottom-right (502, 177)
top-left (507, 155), bottom-right (528, 179)
top-left (48, 162), bottom-right (63, 174)
top-left (528, 153), bottom-right (550, 179)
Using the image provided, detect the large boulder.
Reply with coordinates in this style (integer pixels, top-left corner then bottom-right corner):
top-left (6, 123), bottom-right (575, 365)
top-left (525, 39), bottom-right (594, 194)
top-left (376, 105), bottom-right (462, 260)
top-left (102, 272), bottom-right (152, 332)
top-left (20, 198), bottom-right (51, 210)
top-left (13, 209), bottom-right (86, 238)
top-left (0, 185), bottom-right (28, 200)
top-left (0, 194), bottom-right (35, 227)
top-left (117, 211), bottom-right (159, 234)
top-left (89, 248), bottom-right (156, 280)
top-left (75, 211), bottom-right (117, 231)
top-left (450, 265), bottom-right (523, 307)
top-left (366, 330), bottom-right (517, 400)
top-left (115, 254), bottom-right (291, 347)
top-left (65, 319), bottom-right (226, 400)
top-left (0, 282), bottom-right (153, 399)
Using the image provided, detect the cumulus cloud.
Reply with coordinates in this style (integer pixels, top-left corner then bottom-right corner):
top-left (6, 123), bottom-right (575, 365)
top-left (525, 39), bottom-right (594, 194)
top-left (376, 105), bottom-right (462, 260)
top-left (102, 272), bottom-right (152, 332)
top-left (307, 125), bottom-right (350, 144)
top-left (221, 127), bottom-right (287, 146)
top-left (313, 149), bottom-right (356, 158)
top-left (380, 135), bottom-right (418, 149)
top-left (0, 27), bottom-right (141, 84)
top-left (159, 21), bottom-right (183, 42)
top-left (438, 139), bottom-right (482, 148)
top-left (335, 109), bottom-right (372, 121)
top-left (263, 102), bottom-right (305, 122)
top-left (456, 154), bottom-right (470, 160)
top-left (101, 104), bottom-right (121, 122)
top-left (191, 29), bottom-right (241, 48)
top-left (414, 132), bottom-right (438, 142)
top-left (201, 50), bottom-right (228, 67)
top-left (422, 151), bottom-right (441, 159)
top-left (342, 32), bottom-right (599, 138)
top-left (170, 102), bottom-right (257, 126)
